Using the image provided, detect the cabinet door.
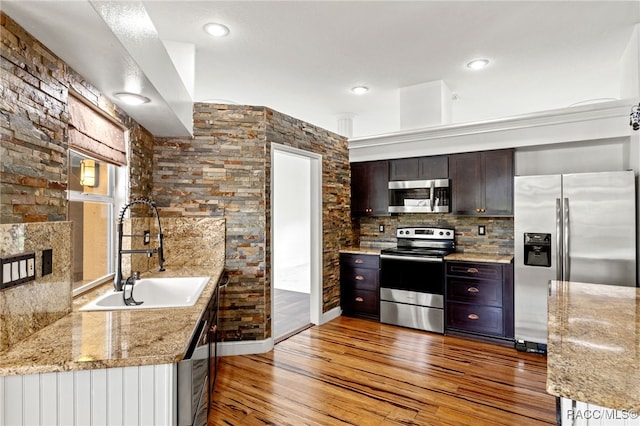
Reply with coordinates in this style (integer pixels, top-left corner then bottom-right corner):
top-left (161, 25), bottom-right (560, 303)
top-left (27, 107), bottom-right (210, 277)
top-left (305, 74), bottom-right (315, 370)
top-left (368, 160), bottom-right (390, 216)
top-left (449, 152), bottom-right (483, 215)
top-left (419, 155), bottom-right (448, 179)
top-left (389, 158), bottom-right (419, 181)
top-left (350, 161), bottom-right (389, 217)
top-left (482, 150), bottom-right (513, 215)
top-left (350, 162), bottom-right (370, 216)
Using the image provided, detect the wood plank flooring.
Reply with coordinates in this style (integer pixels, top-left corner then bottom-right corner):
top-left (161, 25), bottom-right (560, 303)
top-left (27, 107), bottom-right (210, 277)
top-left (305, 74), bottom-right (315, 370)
top-left (273, 288), bottom-right (311, 342)
top-left (209, 316), bottom-right (556, 425)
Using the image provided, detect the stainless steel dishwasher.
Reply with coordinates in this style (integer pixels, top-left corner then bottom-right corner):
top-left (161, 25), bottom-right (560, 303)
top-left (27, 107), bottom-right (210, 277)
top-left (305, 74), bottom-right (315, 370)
top-left (178, 276), bottom-right (223, 426)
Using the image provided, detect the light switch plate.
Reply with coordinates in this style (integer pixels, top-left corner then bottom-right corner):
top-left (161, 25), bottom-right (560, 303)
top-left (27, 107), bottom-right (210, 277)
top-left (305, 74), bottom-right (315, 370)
top-left (2, 263), bottom-right (10, 284)
top-left (478, 225), bottom-right (486, 236)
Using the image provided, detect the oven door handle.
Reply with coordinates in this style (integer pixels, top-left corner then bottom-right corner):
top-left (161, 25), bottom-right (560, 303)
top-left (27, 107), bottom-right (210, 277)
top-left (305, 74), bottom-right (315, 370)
top-left (380, 254), bottom-right (443, 263)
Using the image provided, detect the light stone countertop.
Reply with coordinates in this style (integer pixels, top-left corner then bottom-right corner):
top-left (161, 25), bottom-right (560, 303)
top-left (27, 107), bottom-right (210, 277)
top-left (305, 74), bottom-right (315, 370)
top-left (0, 265), bottom-right (223, 377)
top-left (547, 280), bottom-right (640, 412)
top-left (444, 252), bottom-right (514, 264)
top-left (340, 247), bottom-right (383, 255)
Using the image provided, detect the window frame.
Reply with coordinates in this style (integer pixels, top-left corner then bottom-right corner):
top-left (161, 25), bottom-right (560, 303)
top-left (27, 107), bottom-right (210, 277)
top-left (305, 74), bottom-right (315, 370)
top-left (68, 149), bottom-right (120, 296)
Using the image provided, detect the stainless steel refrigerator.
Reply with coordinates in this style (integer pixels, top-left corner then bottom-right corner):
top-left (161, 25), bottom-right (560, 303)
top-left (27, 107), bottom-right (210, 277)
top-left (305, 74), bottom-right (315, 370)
top-left (514, 171), bottom-right (637, 352)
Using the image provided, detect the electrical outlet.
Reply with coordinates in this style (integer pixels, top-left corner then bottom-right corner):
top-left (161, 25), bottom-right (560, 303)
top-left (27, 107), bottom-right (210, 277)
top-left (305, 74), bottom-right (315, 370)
top-left (478, 225), bottom-right (486, 236)
top-left (42, 249), bottom-right (53, 276)
top-left (27, 257), bottom-right (35, 277)
top-left (379, 224), bottom-right (385, 233)
top-left (144, 230), bottom-right (150, 245)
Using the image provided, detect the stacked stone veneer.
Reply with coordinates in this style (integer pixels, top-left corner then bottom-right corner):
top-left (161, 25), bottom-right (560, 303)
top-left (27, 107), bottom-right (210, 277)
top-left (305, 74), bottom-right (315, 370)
top-left (0, 13), bottom-right (156, 349)
top-left (154, 104), bottom-right (355, 341)
top-left (359, 214), bottom-right (514, 254)
top-left (0, 12), bottom-right (154, 225)
top-left (0, 221), bottom-right (72, 351)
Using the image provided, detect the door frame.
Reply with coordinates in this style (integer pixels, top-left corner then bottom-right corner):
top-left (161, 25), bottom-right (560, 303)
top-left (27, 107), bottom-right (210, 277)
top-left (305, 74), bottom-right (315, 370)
top-left (270, 143), bottom-right (323, 337)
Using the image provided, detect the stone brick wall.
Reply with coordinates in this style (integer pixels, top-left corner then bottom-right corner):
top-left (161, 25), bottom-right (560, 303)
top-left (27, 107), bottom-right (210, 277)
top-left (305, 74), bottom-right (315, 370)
top-left (1, 13), bottom-right (154, 224)
top-left (359, 214), bottom-right (514, 254)
top-left (153, 103), bottom-right (354, 341)
top-left (1, 14), bottom-right (69, 223)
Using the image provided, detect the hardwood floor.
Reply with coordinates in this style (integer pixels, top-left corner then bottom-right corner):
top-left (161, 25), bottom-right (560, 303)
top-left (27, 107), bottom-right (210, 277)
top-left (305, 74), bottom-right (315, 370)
top-left (209, 316), bottom-right (556, 425)
top-left (273, 288), bottom-right (311, 342)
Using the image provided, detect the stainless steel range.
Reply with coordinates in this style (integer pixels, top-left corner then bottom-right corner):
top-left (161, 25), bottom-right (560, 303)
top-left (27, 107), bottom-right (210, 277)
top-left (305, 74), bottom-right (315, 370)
top-left (380, 227), bottom-right (455, 333)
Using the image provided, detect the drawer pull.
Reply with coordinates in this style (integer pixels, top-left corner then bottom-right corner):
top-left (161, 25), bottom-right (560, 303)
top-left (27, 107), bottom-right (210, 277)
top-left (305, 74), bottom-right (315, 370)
top-left (354, 259), bottom-right (364, 264)
top-left (467, 267), bottom-right (479, 274)
top-left (467, 287), bottom-right (479, 293)
top-left (467, 313), bottom-right (479, 320)
top-left (355, 297), bottom-right (364, 302)
top-left (355, 275), bottom-right (364, 281)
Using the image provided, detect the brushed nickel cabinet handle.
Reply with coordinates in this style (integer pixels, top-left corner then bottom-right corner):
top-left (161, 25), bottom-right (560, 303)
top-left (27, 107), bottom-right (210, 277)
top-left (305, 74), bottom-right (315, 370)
top-left (467, 267), bottom-right (479, 274)
top-left (355, 297), bottom-right (364, 302)
top-left (354, 259), bottom-right (364, 264)
top-left (467, 287), bottom-right (479, 293)
top-left (468, 313), bottom-right (479, 320)
top-left (355, 275), bottom-right (364, 281)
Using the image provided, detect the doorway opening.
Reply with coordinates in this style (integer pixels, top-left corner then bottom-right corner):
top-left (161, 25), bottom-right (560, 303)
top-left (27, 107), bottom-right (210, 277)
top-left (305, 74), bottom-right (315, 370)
top-left (271, 144), bottom-right (322, 343)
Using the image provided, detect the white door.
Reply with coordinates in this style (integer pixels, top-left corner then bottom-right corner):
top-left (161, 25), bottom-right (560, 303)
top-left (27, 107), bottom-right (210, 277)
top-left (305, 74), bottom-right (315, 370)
top-left (271, 145), bottom-right (322, 341)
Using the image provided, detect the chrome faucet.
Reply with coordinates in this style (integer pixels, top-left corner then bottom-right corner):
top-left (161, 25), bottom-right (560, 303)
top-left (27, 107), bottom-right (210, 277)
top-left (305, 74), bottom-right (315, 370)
top-left (114, 198), bottom-right (165, 292)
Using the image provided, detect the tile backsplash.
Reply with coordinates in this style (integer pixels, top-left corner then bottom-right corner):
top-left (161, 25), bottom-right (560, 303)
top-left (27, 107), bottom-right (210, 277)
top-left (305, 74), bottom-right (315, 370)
top-left (0, 222), bottom-right (72, 352)
top-left (359, 214), bottom-right (514, 254)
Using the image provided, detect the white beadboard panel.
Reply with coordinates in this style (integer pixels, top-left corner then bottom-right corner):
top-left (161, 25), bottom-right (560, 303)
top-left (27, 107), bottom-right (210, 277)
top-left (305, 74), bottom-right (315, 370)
top-left (23, 374), bottom-right (40, 425)
top-left (91, 369), bottom-right (107, 426)
top-left (40, 372), bottom-right (58, 425)
top-left (0, 364), bottom-right (176, 426)
top-left (106, 367), bottom-right (124, 426)
top-left (138, 366), bottom-right (154, 426)
top-left (3, 375), bottom-right (23, 426)
top-left (75, 370), bottom-right (91, 425)
top-left (57, 372), bottom-right (74, 426)
top-left (122, 366), bottom-right (140, 426)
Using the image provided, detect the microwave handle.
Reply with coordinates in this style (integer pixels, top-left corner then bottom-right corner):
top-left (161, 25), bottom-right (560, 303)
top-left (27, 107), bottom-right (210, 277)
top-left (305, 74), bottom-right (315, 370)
top-left (430, 180), bottom-right (435, 211)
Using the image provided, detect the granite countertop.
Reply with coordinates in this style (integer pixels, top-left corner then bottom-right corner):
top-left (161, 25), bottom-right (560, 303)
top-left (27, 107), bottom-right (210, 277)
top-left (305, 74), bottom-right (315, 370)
top-left (547, 280), bottom-right (640, 411)
top-left (0, 265), bottom-right (223, 377)
top-left (340, 247), bottom-right (383, 255)
top-left (444, 252), bottom-right (514, 264)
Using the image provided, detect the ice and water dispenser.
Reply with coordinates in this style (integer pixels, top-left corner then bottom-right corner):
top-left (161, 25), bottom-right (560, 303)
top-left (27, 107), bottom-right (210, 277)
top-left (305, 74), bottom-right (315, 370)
top-left (523, 233), bottom-right (551, 267)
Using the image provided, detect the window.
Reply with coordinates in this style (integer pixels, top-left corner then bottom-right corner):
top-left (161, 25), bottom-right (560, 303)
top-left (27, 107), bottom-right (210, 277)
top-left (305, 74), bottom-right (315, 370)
top-left (68, 150), bottom-right (118, 293)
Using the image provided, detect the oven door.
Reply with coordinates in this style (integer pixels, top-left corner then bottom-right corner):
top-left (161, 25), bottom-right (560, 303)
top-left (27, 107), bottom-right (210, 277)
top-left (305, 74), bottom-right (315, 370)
top-left (379, 253), bottom-right (445, 295)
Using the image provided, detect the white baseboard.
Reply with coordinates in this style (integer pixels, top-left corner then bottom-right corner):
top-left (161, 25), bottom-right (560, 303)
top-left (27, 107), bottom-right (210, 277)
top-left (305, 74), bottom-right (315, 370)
top-left (321, 306), bottom-right (342, 324)
top-left (217, 307), bottom-right (342, 357)
top-left (217, 338), bottom-right (274, 356)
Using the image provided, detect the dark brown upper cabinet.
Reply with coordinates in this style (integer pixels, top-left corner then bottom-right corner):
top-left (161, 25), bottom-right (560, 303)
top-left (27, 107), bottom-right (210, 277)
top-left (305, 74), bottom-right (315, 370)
top-left (449, 149), bottom-right (514, 216)
top-left (351, 160), bottom-right (390, 217)
top-left (389, 155), bottom-right (448, 181)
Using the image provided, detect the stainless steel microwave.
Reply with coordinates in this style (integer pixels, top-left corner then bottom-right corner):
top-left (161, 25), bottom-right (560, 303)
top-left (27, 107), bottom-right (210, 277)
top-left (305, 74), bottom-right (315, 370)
top-left (388, 179), bottom-right (450, 213)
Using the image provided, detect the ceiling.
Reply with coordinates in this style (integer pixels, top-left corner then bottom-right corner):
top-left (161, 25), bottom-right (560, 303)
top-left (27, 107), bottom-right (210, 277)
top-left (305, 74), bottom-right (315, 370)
top-left (3, 1), bottom-right (639, 139)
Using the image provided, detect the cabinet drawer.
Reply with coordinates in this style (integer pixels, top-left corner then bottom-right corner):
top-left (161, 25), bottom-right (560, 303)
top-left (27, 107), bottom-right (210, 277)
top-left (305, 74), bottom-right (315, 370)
top-left (446, 302), bottom-right (503, 336)
top-left (447, 277), bottom-right (502, 307)
top-left (343, 289), bottom-right (379, 315)
top-left (341, 267), bottom-right (379, 291)
top-left (446, 262), bottom-right (502, 280)
top-left (340, 253), bottom-right (379, 269)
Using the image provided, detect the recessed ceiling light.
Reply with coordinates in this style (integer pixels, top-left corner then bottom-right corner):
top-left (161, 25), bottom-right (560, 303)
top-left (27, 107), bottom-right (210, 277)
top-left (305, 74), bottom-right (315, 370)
top-left (203, 22), bottom-right (230, 37)
top-left (467, 59), bottom-right (490, 70)
top-left (114, 92), bottom-right (150, 105)
top-left (351, 86), bottom-right (369, 95)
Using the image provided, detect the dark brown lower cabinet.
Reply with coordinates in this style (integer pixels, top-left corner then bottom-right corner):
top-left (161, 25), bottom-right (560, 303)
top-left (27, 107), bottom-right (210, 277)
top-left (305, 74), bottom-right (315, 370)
top-left (340, 252), bottom-right (380, 320)
top-left (445, 260), bottom-right (513, 345)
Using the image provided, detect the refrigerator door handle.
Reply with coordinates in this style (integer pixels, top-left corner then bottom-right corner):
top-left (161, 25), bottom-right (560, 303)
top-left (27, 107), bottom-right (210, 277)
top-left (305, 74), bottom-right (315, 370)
top-left (556, 198), bottom-right (563, 281)
top-left (563, 197), bottom-right (570, 281)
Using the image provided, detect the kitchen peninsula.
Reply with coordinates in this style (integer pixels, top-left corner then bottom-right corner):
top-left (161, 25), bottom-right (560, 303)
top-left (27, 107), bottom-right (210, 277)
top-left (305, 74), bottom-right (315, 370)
top-left (547, 280), bottom-right (640, 424)
top-left (0, 264), bottom-right (223, 426)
